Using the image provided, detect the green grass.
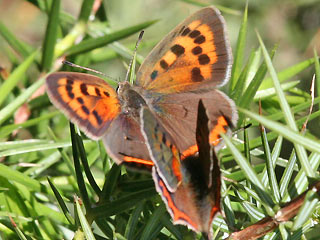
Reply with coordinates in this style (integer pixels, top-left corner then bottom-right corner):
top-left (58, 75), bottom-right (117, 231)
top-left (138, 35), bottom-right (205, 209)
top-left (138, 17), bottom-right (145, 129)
top-left (0, 0), bottom-right (320, 239)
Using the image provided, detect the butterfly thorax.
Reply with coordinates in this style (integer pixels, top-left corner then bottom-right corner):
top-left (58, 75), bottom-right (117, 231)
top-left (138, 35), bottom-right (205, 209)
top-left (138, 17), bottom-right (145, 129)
top-left (117, 82), bottom-right (147, 118)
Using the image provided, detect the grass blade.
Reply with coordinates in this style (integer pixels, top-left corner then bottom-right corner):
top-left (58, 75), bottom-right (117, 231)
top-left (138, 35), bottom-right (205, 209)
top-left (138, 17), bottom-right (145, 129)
top-left (41, 0), bottom-right (60, 71)
top-left (260, 123), bottom-right (280, 203)
top-left (66, 20), bottom-right (158, 56)
top-left (255, 81), bottom-right (300, 101)
top-left (46, 127), bottom-right (77, 177)
top-left (0, 163), bottom-right (42, 192)
top-left (0, 22), bottom-right (32, 58)
top-left (0, 75), bottom-right (44, 125)
top-left (257, 33), bottom-right (314, 178)
top-left (237, 45), bottom-right (277, 126)
top-left (240, 45), bottom-right (277, 108)
top-left (0, 51), bottom-right (38, 107)
top-left (231, 48), bottom-right (255, 102)
top-left (78, 0), bottom-right (94, 22)
top-left (10, 216), bottom-right (28, 240)
top-left (0, 111), bottom-right (59, 139)
top-left (70, 123), bottom-right (91, 211)
top-left (91, 188), bottom-right (157, 218)
top-left (279, 150), bottom-right (296, 198)
top-left (100, 164), bottom-right (121, 202)
top-left (124, 202), bottom-right (144, 239)
top-left (221, 133), bottom-right (275, 215)
top-left (95, 219), bottom-right (114, 239)
top-left (283, 153), bottom-right (320, 202)
top-left (76, 134), bottom-right (101, 196)
top-left (140, 204), bottom-right (166, 240)
top-left (230, 2), bottom-right (248, 91)
top-left (314, 49), bottom-right (320, 110)
top-left (238, 199), bottom-right (265, 221)
top-left (222, 181), bottom-right (236, 229)
top-left (242, 109), bottom-right (320, 157)
top-left (0, 141), bottom-right (86, 157)
top-left (292, 188), bottom-right (319, 231)
top-left (47, 177), bottom-right (75, 225)
top-left (261, 57), bottom-right (316, 89)
top-left (54, 22), bottom-right (87, 58)
top-left (76, 198), bottom-right (96, 240)
top-left (24, 151), bottom-right (61, 177)
top-left (258, 34), bottom-right (298, 124)
top-left (160, 214), bottom-right (183, 239)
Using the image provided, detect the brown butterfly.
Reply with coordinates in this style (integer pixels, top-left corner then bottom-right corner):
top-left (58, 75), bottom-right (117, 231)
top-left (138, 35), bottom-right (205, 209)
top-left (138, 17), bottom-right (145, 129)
top-left (46, 6), bottom-right (237, 171)
top-left (140, 100), bottom-right (221, 239)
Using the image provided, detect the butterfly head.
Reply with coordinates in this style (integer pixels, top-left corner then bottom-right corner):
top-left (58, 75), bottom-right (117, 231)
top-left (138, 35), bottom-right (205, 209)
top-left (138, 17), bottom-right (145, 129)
top-left (116, 81), bottom-right (147, 117)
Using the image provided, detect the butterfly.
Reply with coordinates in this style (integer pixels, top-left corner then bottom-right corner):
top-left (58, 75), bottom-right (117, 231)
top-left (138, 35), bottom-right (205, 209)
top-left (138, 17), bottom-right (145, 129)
top-left (140, 100), bottom-right (221, 239)
top-left (46, 6), bottom-right (237, 171)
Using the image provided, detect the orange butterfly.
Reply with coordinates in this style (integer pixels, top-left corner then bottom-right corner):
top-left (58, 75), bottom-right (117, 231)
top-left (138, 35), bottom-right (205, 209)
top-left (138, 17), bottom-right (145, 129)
top-left (46, 6), bottom-right (237, 171)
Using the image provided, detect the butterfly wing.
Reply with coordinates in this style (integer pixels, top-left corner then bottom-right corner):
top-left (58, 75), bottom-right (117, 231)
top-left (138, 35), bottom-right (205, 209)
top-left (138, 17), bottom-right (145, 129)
top-left (153, 90), bottom-right (237, 156)
top-left (152, 167), bottom-right (201, 232)
top-left (195, 100), bottom-right (212, 188)
top-left (151, 102), bottom-right (221, 236)
top-left (136, 6), bottom-right (232, 93)
top-left (102, 113), bottom-right (154, 170)
top-left (141, 108), bottom-right (182, 192)
top-left (152, 150), bottom-right (221, 237)
top-left (46, 72), bottom-right (120, 139)
top-left (207, 147), bottom-right (221, 227)
top-left (47, 73), bottom-right (154, 170)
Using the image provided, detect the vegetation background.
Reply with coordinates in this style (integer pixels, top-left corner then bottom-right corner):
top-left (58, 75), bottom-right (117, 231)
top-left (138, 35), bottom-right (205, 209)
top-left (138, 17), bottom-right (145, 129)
top-left (0, 0), bottom-right (320, 239)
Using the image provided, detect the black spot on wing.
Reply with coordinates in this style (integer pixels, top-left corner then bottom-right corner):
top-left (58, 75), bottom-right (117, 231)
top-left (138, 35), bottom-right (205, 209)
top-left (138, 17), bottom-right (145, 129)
top-left (192, 46), bottom-right (202, 55)
top-left (103, 91), bottom-right (110, 97)
top-left (198, 54), bottom-right (210, 65)
top-left (179, 26), bottom-right (185, 34)
top-left (93, 110), bottom-right (103, 125)
top-left (66, 78), bottom-right (74, 85)
top-left (80, 83), bottom-right (89, 96)
top-left (194, 35), bottom-right (205, 44)
top-left (181, 27), bottom-right (191, 36)
top-left (66, 85), bottom-right (74, 99)
top-left (77, 97), bottom-right (84, 104)
top-left (151, 70), bottom-right (158, 80)
top-left (160, 60), bottom-right (169, 70)
top-left (95, 88), bottom-right (101, 96)
top-left (191, 67), bottom-right (204, 82)
top-left (171, 44), bottom-right (185, 57)
top-left (81, 105), bottom-right (90, 115)
top-left (189, 30), bottom-right (200, 38)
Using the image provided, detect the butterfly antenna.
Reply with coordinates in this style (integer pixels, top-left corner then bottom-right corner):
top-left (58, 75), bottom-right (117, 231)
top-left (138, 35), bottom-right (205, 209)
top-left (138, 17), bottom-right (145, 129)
top-left (211, 123), bottom-right (252, 145)
top-left (62, 60), bottom-right (118, 83)
top-left (124, 30), bottom-right (144, 82)
top-left (238, 123), bottom-right (252, 132)
top-left (227, 123), bottom-right (252, 138)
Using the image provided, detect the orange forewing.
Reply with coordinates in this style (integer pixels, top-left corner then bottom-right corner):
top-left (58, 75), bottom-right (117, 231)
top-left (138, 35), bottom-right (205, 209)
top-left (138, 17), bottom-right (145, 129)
top-left (137, 7), bottom-right (231, 93)
top-left (46, 72), bottom-right (120, 139)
